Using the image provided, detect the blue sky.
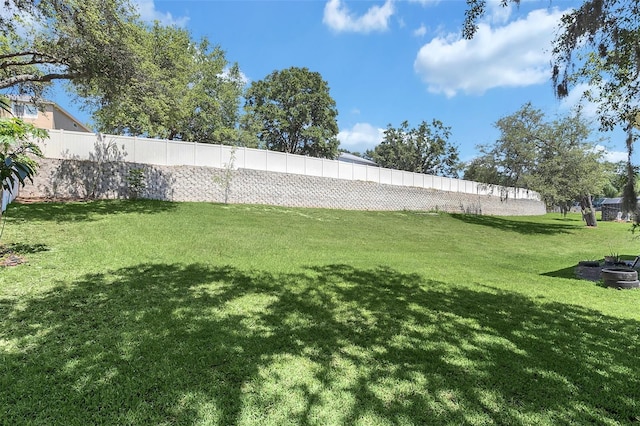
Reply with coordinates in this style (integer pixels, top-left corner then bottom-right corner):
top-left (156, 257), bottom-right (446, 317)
top-left (53, 0), bottom-right (631, 164)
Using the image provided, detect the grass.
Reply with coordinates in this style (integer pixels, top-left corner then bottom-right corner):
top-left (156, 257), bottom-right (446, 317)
top-left (0, 200), bottom-right (639, 425)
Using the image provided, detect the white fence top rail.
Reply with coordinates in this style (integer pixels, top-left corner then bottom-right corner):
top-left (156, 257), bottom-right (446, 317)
top-left (41, 129), bottom-right (541, 201)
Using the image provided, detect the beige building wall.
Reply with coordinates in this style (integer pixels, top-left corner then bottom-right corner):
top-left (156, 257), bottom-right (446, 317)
top-left (51, 105), bottom-right (90, 132)
top-left (3, 98), bottom-right (91, 132)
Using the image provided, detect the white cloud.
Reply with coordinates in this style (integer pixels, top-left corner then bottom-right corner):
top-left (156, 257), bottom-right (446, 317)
top-left (338, 123), bottom-right (385, 149)
top-left (408, 0), bottom-right (440, 5)
top-left (323, 0), bottom-right (394, 34)
top-left (134, 0), bottom-right (189, 27)
top-left (595, 145), bottom-right (628, 163)
top-left (413, 24), bottom-right (427, 38)
top-left (219, 67), bottom-right (250, 86)
top-left (486, 0), bottom-right (513, 25)
top-left (414, 8), bottom-right (565, 97)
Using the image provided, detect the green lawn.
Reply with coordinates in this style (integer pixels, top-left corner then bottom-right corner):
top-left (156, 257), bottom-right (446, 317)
top-left (1, 200), bottom-right (639, 425)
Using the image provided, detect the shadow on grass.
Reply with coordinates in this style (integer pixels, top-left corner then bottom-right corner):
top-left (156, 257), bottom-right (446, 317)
top-left (541, 264), bottom-right (582, 280)
top-left (1, 264), bottom-right (638, 424)
top-left (7, 199), bottom-right (177, 223)
top-left (0, 242), bottom-right (49, 254)
top-left (450, 214), bottom-right (579, 235)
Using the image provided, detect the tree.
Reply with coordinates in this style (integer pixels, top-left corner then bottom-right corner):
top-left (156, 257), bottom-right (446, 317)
top-left (0, 117), bottom-right (46, 216)
top-left (527, 112), bottom-right (607, 222)
top-left (463, 103), bottom-right (607, 225)
top-left (89, 23), bottom-right (246, 145)
top-left (366, 120), bottom-right (460, 177)
top-left (463, 0), bottom-right (640, 214)
top-left (464, 103), bottom-right (543, 189)
top-left (243, 67), bottom-right (339, 159)
top-left (601, 160), bottom-right (640, 198)
top-left (1, 0), bottom-right (144, 101)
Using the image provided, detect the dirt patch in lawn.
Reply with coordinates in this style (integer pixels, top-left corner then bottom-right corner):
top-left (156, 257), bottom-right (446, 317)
top-left (0, 246), bottom-right (25, 267)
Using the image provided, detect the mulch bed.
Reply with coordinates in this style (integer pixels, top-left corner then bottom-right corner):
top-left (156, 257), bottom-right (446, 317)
top-left (0, 245), bottom-right (26, 267)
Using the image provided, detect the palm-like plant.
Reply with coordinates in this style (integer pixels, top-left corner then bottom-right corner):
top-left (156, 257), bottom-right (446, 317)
top-left (0, 117), bottom-right (46, 198)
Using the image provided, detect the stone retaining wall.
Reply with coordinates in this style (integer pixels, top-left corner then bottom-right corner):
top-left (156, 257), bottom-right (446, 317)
top-left (21, 158), bottom-right (547, 215)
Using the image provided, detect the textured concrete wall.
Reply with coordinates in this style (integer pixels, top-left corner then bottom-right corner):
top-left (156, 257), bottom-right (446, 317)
top-left (21, 158), bottom-right (547, 216)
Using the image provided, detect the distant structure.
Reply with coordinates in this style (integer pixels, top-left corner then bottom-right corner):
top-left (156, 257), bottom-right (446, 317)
top-left (2, 95), bottom-right (91, 132)
top-left (338, 152), bottom-right (378, 167)
top-left (601, 197), bottom-right (637, 221)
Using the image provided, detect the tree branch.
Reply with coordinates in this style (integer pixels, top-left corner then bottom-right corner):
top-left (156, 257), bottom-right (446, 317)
top-left (0, 71), bottom-right (84, 89)
top-left (0, 50), bottom-right (61, 61)
top-left (1, 57), bottom-right (70, 68)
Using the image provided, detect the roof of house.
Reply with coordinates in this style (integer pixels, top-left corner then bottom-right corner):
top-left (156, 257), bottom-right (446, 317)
top-left (3, 94), bottom-right (92, 132)
top-left (601, 197), bottom-right (640, 205)
top-left (338, 152), bottom-right (378, 166)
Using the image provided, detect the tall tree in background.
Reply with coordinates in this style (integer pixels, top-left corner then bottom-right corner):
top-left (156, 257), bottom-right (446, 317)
top-left (1, 0), bottom-right (143, 101)
top-left (464, 103), bottom-right (606, 225)
top-left (476, 103), bottom-right (543, 189)
top-left (527, 112), bottom-right (606, 221)
top-left (243, 67), bottom-right (339, 159)
top-left (87, 23), bottom-right (246, 145)
top-left (366, 120), bottom-right (460, 177)
top-left (463, 0), bottom-right (640, 215)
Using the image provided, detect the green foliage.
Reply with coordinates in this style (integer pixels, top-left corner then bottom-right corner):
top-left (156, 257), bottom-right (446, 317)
top-left (244, 67), bottom-right (339, 159)
top-left (125, 168), bottom-right (146, 200)
top-left (366, 120), bottom-right (460, 177)
top-left (0, 202), bottom-right (639, 424)
top-left (1, 0), bottom-right (144, 101)
top-left (0, 96), bottom-right (10, 114)
top-left (465, 103), bottom-right (542, 189)
top-left (464, 103), bottom-right (607, 212)
top-left (601, 160), bottom-right (639, 198)
top-left (212, 146), bottom-right (236, 204)
top-left (0, 117), bottom-right (46, 193)
top-left (551, 0), bottom-right (640, 133)
top-left (91, 24), bottom-right (246, 146)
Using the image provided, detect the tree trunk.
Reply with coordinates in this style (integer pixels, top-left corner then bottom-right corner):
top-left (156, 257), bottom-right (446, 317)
top-left (581, 194), bottom-right (597, 227)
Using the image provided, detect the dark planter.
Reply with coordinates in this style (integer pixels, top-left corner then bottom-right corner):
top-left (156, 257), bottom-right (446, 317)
top-left (601, 268), bottom-right (639, 289)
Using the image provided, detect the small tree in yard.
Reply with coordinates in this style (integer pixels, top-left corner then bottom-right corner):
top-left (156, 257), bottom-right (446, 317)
top-left (0, 118), bottom-right (46, 217)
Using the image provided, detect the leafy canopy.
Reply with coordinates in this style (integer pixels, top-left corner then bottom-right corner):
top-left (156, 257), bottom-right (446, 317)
top-left (244, 67), bottom-right (339, 159)
top-left (366, 120), bottom-right (460, 177)
top-left (88, 23), bottom-right (246, 145)
top-left (1, 0), bottom-right (144, 102)
top-left (464, 103), bottom-right (607, 211)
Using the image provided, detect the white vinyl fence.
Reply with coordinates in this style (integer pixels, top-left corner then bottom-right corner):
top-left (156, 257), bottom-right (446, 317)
top-left (42, 129), bottom-right (541, 201)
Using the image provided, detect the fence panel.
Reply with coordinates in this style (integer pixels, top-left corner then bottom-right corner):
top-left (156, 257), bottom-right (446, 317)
top-left (266, 151), bottom-right (287, 173)
top-left (167, 141), bottom-right (196, 166)
top-left (194, 143), bottom-right (221, 167)
top-left (365, 166), bottom-right (380, 184)
top-left (244, 148), bottom-right (267, 171)
top-left (284, 155), bottom-right (304, 175)
top-left (305, 157), bottom-right (324, 177)
top-left (352, 164), bottom-right (368, 181)
top-left (108, 135), bottom-right (137, 162)
top-left (323, 159), bottom-right (339, 179)
top-left (41, 130), bottom-right (541, 200)
top-left (131, 138), bottom-right (166, 165)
